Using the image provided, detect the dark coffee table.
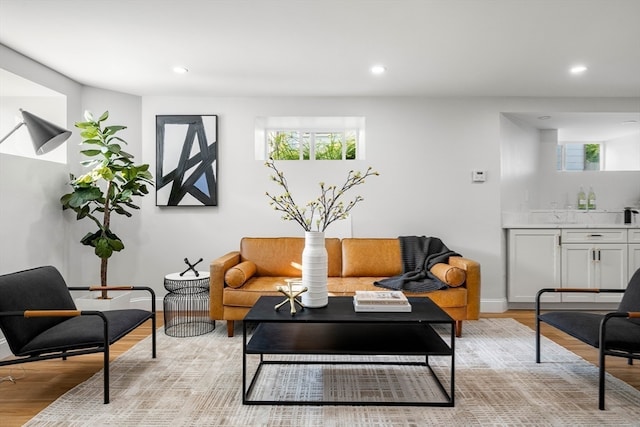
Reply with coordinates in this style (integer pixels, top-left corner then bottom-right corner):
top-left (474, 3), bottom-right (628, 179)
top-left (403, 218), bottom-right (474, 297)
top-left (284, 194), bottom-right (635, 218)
top-left (242, 296), bottom-right (455, 406)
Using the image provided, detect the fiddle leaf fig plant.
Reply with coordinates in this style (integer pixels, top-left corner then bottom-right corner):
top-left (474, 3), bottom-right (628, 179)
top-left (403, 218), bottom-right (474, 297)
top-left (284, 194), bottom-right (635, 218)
top-left (60, 111), bottom-right (153, 298)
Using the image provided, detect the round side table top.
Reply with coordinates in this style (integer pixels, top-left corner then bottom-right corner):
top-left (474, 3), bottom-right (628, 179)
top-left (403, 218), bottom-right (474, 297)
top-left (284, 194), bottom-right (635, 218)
top-left (165, 271), bottom-right (210, 281)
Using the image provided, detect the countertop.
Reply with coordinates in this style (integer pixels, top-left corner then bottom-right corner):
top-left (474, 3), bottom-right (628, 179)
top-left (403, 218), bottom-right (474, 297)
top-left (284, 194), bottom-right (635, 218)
top-left (503, 223), bottom-right (640, 229)
top-left (502, 209), bottom-right (639, 229)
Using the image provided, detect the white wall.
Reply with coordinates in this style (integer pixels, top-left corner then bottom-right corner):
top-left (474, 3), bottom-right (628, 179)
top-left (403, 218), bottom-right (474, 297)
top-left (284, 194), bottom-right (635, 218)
top-left (605, 132), bottom-right (640, 172)
top-left (0, 44), bottom-right (82, 358)
top-left (0, 44), bottom-right (82, 280)
top-left (499, 113), bottom-right (540, 213)
top-left (132, 96), bottom-right (504, 303)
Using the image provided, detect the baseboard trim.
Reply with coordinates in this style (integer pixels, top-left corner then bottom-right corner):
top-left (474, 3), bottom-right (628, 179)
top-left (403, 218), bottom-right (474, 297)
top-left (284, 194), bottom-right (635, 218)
top-left (481, 298), bottom-right (508, 313)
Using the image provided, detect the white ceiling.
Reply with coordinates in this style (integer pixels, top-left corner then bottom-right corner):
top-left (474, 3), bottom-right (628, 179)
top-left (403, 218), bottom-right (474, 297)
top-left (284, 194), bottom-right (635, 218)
top-left (1, 0), bottom-right (640, 98)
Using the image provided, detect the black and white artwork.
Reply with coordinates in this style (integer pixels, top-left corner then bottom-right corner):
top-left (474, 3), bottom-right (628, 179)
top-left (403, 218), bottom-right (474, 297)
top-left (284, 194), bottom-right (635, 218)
top-left (156, 115), bottom-right (217, 206)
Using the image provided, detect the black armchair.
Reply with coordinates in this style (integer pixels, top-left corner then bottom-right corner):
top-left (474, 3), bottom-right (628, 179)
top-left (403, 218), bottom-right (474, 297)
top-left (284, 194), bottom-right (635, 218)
top-left (535, 268), bottom-right (640, 410)
top-left (0, 266), bottom-right (156, 404)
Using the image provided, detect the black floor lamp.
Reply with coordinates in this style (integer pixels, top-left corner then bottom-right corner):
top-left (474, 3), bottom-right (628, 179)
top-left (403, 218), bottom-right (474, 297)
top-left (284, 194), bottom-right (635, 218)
top-left (0, 109), bottom-right (72, 154)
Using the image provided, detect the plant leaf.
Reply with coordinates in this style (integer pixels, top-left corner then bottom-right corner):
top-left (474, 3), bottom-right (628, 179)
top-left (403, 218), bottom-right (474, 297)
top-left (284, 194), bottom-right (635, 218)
top-left (81, 149), bottom-right (102, 157)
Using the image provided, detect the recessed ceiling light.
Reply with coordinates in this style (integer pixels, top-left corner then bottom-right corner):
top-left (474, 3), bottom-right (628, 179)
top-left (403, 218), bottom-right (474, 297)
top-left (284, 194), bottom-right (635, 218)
top-left (538, 115), bottom-right (552, 120)
top-left (570, 65), bottom-right (587, 74)
top-left (173, 66), bottom-right (189, 74)
top-left (622, 120), bottom-right (638, 124)
top-left (370, 65), bottom-right (386, 75)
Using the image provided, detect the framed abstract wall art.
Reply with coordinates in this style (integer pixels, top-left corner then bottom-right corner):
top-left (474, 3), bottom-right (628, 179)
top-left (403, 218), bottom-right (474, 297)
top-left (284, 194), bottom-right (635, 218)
top-left (156, 115), bottom-right (218, 206)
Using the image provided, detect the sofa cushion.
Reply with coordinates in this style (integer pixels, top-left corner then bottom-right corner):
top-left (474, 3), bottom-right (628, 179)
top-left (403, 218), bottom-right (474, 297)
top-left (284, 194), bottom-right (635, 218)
top-left (430, 263), bottom-right (466, 287)
top-left (240, 237), bottom-right (342, 277)
top-left (223, 276), bottom-right (467, 309)
top-left (325, 277), bottom-right (468, 308)
top-left (341, 238), bottom-right (402, 277)
top-left (224, 261), bottom-right (257, 288)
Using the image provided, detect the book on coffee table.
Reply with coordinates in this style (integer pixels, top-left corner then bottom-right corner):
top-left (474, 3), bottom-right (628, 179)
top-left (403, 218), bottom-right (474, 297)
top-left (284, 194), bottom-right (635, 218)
top-left (353, 299), bottom-right (412, 312)
top-left (354, 291), bottom-right (409, 304)
top-left (353, 291), bottom-right (412, 312)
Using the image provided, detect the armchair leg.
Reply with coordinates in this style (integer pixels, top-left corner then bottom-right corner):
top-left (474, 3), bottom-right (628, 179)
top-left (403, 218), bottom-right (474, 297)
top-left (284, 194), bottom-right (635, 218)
top-left (227, 320), bottom-right (235, 337)
top-left (455, 321), bottom-right (462, 337)
top-left (599, 347), bottom-right (606, 410)
top-left (535, 312), bottom-right (541, 364)
top-left (104, 346), bottom-right (109, 404)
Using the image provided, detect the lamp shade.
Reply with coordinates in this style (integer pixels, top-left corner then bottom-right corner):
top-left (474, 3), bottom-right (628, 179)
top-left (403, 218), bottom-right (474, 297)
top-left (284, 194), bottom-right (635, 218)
top-left (20, 109), bottom-right (72, 155)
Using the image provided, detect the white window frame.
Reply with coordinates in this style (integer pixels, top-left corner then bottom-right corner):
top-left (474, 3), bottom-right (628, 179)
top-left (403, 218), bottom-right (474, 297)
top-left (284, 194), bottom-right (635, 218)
top-left (255, 117), bottom-right (365, 161)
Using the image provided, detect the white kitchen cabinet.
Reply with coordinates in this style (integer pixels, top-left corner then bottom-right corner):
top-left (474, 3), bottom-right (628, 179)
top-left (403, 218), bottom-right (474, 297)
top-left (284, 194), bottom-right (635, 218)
top-left (561, 241), bottom-right (627, 303)
top-left (507, 227), bottom-right (632, 304)
top-left (508, 229), bottom-right (561, 303)
top-left (560, 229), bottom-right (627, 303)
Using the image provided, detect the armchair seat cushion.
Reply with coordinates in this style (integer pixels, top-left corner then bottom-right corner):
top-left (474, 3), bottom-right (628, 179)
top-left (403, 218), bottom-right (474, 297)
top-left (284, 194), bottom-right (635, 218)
top-left (17, 309), bottom-right (153, 357)
top-left (540, 311), bottom-right (640, 352)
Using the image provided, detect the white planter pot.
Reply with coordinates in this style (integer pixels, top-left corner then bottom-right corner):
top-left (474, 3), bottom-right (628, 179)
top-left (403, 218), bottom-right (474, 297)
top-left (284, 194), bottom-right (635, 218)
top-left (74, 291), bottom-right (131, 311)
top-left (301, 231), bottom-right (328, 308)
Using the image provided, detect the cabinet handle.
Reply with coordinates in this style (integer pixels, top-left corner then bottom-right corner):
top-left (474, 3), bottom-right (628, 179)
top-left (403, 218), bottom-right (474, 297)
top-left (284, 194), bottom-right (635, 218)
top-left (597, 249), bottom-right (601, 262)
top-left (589, 234), bottom-right (603, 238)
top-left (592, 249), bottom-right (596, 261)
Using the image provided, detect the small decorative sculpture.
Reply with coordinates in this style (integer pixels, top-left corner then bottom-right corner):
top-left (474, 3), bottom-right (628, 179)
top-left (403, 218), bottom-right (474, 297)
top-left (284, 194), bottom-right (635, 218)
top-left (274, 279), bottom-right (307, 315)
top-left (180, 257), bottom-right (203, 277)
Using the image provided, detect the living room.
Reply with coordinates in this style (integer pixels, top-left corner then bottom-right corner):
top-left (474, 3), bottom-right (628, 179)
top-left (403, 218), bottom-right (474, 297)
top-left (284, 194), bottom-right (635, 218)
top-left (1, 0), bottom-right (639, 424)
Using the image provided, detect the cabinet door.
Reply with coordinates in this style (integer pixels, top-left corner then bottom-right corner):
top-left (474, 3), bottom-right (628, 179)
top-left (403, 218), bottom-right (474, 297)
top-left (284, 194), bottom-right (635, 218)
top-left (561, 243), bottom-right (627, 303)
top-left (508, 230), bottom-right (561, 302)
top-left (594, 244), bottom-right (627, 303)
top-left (630, 244), bottom-right (640, 279)
top-left (561, 243), bottom-right (595, 302)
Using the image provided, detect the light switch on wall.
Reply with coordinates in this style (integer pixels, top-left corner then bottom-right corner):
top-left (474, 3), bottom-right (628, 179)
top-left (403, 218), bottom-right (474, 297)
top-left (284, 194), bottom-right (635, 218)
top-left (472, 170), bottom-right (487, 182)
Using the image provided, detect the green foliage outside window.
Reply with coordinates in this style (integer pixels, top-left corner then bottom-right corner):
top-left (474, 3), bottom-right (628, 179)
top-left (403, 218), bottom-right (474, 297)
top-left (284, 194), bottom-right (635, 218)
top-left (585, 143), bottom-right (600, 170)
top-left (268, 130), bottom-right (356, 160)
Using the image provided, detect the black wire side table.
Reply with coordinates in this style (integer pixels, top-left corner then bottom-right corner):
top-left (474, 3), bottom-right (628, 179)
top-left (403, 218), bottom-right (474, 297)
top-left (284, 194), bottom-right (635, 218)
top-left (163, 271), bottom-right (215, 337)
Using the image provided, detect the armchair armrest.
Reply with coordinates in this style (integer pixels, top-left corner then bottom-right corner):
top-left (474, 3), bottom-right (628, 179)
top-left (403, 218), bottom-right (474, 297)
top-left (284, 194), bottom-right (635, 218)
top-left (448, 256), bottom-right (481, 320)
top-left (536, 287), bottom-right (624, 303)
top-left (535, 287), bottom-right (626, 318)
top-left (24, 310), bottom-right (81, 317)
top-left (67, 286), bottom-right (156, 313)
top-left (210, 251), bottom-right (241, 318)
top-left (600, 312), bottom-right (640, 360)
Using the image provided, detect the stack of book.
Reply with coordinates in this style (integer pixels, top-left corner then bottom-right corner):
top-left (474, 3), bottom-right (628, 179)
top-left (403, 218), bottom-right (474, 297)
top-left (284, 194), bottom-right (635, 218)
top-left (353, 290), bottom-right (412, 312)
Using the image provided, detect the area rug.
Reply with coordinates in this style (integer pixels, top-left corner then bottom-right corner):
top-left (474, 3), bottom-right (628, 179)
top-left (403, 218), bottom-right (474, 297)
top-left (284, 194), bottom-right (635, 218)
top-left (25, 319), bottom-right (640, 426)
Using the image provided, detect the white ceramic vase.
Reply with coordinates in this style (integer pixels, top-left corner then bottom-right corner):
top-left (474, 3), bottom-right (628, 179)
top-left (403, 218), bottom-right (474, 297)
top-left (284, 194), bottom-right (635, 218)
top-left (301, 231), bottom-right (328, 308)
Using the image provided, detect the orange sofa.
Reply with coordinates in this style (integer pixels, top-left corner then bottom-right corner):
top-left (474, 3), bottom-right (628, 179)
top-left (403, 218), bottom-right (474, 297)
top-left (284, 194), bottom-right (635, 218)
top-left (210, 237), bottom-right (481, 337)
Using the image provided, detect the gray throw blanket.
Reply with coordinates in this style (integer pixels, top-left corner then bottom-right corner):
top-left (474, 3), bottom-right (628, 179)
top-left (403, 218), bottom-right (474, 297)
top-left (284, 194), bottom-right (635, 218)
top-left (374, 236), bottom-right (461, 293)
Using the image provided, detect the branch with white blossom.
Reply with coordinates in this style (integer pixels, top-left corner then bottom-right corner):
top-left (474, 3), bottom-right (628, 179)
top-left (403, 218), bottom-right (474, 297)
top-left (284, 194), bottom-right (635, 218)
top-left (265, 159), bottom-right (379, 232)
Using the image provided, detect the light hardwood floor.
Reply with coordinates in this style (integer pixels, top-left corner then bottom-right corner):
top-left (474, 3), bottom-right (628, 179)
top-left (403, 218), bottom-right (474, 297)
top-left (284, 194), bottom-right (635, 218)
top-left (1, 311), bottom-right (638, 426)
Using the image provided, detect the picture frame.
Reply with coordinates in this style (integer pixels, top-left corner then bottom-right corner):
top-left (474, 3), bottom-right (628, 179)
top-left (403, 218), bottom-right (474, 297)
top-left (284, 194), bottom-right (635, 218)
top-left (155, 115), bottom-right (218, 206)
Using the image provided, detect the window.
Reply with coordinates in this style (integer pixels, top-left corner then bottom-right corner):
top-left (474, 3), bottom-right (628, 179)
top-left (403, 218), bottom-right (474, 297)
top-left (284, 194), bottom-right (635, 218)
top-left (256, 117), bottom-right (365, 161)
top-left (557, 143), bottom-right (601, 171)
top-left (267, 130), bottom-right (357, 160)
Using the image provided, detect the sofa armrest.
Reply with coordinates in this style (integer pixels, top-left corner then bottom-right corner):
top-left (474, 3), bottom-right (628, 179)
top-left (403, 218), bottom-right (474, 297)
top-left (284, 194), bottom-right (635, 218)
top-left (448, 256), bottom-right (481, 320)
top-left (210, 251), bottom-right (241, 319)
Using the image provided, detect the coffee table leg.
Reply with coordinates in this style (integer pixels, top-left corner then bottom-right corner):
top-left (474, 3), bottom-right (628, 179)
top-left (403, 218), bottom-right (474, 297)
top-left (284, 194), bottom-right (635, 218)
top-left (242, 321), bottom-right (247, 403)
